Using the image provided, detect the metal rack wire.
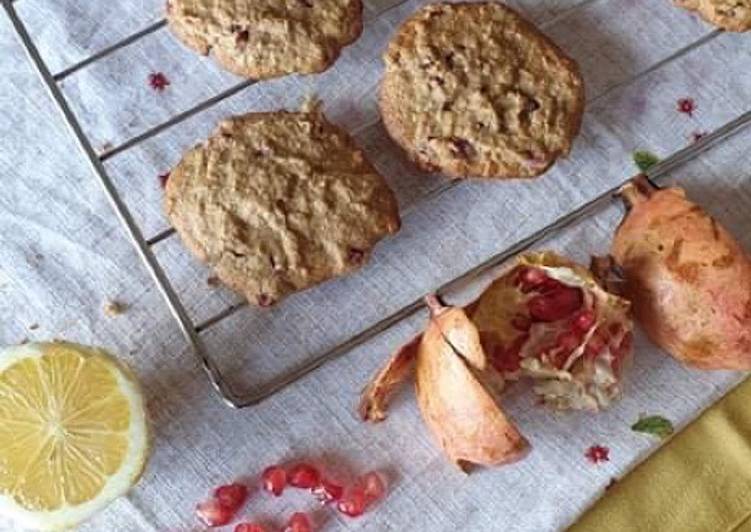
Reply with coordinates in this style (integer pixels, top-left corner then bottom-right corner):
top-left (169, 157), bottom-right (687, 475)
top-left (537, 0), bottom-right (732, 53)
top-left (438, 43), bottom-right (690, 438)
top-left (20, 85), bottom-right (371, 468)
top-left (5, 0), bottom-right (751, 408)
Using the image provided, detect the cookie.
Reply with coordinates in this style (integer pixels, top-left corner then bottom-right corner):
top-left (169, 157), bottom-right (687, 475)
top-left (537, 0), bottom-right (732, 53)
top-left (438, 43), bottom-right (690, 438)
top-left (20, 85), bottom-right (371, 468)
top-left (675, 0), bottom-right (751, 31)
top-left (379, 2), bottom-right (585, 179)
top-left (166, 0), bottom-right (364, 79)
top-left (164, 110), bottom-right (401, 306)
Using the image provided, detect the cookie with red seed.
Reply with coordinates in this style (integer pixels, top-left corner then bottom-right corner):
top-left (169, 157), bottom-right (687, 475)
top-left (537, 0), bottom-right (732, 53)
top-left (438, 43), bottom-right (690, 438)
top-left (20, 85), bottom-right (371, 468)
top-left (164, 109), bottom-right (400, 307)
top-left (379, 2), bottom-right (584, 179)
top-left (166, 0), bottom-right (364, 79)
top-left (674, 0), bottom-right (751, 31)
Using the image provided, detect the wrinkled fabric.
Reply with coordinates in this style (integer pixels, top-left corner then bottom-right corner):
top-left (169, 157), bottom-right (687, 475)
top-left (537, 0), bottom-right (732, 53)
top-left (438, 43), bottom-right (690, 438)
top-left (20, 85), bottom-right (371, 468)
top-left (2, 0), bottom-right (751, 530)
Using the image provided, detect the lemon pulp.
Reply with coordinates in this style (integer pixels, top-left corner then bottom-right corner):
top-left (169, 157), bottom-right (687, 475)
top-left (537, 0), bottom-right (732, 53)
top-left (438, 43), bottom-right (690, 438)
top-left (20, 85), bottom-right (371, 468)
top-left (0, 342), bottom-right (148, 530)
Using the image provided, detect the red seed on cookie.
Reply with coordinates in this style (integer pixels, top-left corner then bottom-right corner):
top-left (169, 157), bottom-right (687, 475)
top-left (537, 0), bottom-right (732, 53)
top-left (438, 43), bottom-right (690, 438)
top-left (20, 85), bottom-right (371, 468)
top-left (261, 465), bottom-right (287, 496)
top-left (288, 463), bottom-right (321, 489)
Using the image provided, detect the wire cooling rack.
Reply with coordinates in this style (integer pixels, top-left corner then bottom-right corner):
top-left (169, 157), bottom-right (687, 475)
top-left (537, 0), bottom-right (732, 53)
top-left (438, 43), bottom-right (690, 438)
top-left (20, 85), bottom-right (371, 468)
top-left (5, 0), bottom-right (751, 408)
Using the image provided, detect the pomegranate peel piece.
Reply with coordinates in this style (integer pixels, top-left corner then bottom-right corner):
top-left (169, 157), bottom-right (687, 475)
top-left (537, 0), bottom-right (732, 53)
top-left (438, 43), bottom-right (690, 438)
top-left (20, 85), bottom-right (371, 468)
top-left (416, 296), bottom-right (529, 470)
top-left (359, 334), bottom-right (419, 422)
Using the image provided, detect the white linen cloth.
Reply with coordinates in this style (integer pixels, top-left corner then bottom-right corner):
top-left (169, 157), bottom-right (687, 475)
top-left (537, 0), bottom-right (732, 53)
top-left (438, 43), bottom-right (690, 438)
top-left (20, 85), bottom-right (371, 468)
top-left (1, 0), bottom-right (750, 530)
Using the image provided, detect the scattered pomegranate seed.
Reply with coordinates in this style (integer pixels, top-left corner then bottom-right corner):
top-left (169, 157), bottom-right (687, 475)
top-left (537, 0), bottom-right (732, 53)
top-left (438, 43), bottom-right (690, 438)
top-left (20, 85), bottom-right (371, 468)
top-left (528, 286), bottom-right (583, 322)
top-left (360, 471), bottom-right (386, 503)
top-left (337, 486), bottom-right (367, 517)
top-left (312, 477), bottom-right (344, 504)
top-left (572, 310), bottom-right (596, 331)
top-left (214, 483), bottom-right (249, 512)
top-left (148, 71), bottom-right (171, 92)
top-left (285, 512), bottom-right (313, 532)
top-left (196, 499), bottom-right (235, 527)
top-left (516, 267), bottom-right (547, 292)
top-left (691, 131), bottom-right (707, 143)
top-left (235, 524), bottom-right (267, 532)
top-left (677, 97), bottom-right (696, 117)
top-left (510, 314), bottom-right (531, 332)
top-left (261, 465), bottom-right (287, 496)
top-left (585, 445), bottom-right (610, 464)
top-left (288, 463), bottom-right (321, 489)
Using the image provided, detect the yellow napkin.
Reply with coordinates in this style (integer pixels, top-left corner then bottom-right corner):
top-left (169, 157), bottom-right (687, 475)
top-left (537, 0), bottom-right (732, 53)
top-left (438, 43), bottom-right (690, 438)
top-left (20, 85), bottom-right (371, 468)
top-left (571, 377), bottom-right (751, 532)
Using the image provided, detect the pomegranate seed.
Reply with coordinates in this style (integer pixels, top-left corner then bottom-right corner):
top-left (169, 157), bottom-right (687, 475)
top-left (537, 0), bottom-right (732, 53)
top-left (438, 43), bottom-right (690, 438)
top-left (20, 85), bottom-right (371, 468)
top-left (585, 332), bottom-right (606, 358)
top-left (538, 277), bottom-right (564, 293)
top-left (285, 512), bottom-right (313, 532)
top-left (557, 331), bottom-right (580, 352)
top-left (288, 463), bottom-right (321, 489)
top-left (510, 314), bottom-right (531, 332)
top-left (312, 477), bottom-right (344, 503)
top-left (337, 486), bottom-right (367, 517)
top-left (196, 499), bottom-right (234, 527)
top-left (214, 483), bottom-right (248, 512)
top-left (235, 524), bottom-right (267, 532)
top-left (572, 310), bottom-right (596, 332)
top-left (360, 471), bottom-right (386, 503)
top-left (261, 465), bottom-right (287, 496)
top-left (516, 267), bottom-right (548, 292)
top-left (492, 334), bottom-right (527, 374)
top-left (528, 286), bottom-right (583, 322)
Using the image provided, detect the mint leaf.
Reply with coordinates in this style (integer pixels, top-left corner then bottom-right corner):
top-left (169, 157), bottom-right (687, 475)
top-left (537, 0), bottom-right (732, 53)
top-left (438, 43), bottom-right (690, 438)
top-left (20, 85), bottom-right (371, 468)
top-left (632, 151), bottom-right (660, 173)
top-left (631, 415), bottom-right (674, 439)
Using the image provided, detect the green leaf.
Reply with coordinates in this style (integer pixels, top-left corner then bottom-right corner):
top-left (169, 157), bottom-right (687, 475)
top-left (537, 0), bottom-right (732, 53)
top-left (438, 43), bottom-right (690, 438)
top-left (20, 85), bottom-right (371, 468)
top-left (632, 150), bottom-right (660, 173)
top-left (631, 415), bottom-right (674, 439)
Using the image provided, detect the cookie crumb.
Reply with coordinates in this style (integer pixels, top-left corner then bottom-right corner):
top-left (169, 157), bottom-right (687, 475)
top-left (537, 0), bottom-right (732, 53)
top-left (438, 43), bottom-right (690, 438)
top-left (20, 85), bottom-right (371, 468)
top-left (104, 300), bottom-right (128, 317)
top-left (207, 276), bottom-right (221, 288)
top-left (301, 95), bottom-right (323, 114)
top-left (28, 323), bottom-right (39, 331)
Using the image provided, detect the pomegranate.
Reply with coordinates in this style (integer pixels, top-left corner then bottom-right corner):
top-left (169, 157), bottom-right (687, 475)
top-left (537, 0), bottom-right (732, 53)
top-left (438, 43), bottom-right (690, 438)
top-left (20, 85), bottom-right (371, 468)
top-left (612, 176), bottom-right (751, 369)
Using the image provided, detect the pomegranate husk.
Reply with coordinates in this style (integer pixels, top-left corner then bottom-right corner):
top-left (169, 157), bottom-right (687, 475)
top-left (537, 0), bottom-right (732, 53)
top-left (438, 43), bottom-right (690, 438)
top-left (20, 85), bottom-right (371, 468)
top-left (415, 296), bottom-right (528, 470)
top-left (612, 176), bottom-right (751, 369)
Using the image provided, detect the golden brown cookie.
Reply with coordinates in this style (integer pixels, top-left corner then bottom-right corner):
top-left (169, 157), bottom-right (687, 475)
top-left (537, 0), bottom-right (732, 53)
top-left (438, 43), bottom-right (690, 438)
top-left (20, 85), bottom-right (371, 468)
top-left (675, 0), bottom-right (751, 31)
top-left (166, 0), bottom-right (363, 79)
top-left (379, 2), bottom-right (585, 179)
top-left (164, 110), bottom-right (401, 306)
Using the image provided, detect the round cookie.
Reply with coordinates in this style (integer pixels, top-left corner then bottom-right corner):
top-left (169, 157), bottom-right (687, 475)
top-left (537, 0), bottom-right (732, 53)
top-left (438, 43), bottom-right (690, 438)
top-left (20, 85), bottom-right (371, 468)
top-left (674, 0), bottom-right (751, 31)
top-left (164, 110), bottom-right (401, 307)
top-left (166, 0), bottom-right (364, 79)
top-left (379, 2), bottom-right (585, 179)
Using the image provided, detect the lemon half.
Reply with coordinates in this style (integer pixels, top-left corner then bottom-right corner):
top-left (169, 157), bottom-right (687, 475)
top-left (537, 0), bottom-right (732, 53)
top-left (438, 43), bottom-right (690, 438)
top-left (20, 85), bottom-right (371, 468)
top-left (0, 342), bottom-right (149, 530)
